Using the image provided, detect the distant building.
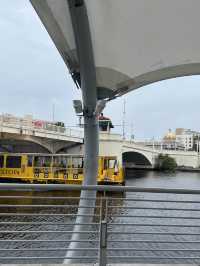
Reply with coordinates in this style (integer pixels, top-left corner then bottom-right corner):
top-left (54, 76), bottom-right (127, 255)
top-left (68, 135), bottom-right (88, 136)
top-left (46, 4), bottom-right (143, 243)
top-left (175, 128), bottom-right (194, 151)
top-left (163, 128), bottom-right (200, 151)
top-left (139, 128), bottom-right (200, 151)
top-left (162, 129), bottom-right (184, 150)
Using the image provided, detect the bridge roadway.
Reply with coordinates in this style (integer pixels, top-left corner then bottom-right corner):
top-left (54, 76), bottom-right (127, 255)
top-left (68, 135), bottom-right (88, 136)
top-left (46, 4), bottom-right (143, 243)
top-left (0, 114), bottom-right (199, 168)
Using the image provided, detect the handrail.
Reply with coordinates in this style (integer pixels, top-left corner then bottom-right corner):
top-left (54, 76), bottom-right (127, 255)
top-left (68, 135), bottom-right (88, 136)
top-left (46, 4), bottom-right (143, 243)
top-left (0, 114), bottom-right (84, 139)
top-left (1, 184), bottom-right (200, 264)
top-left (1, 183), bottom-right (200, 194)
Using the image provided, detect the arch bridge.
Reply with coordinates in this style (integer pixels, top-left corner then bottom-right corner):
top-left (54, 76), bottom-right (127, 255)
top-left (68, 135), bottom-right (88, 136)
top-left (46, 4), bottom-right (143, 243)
top-left (0, 114), bottom-right (83, 153)
top-left (1, 117), bottom-right (199, 170)
top-left (98, 133), bottom-right (200, 170)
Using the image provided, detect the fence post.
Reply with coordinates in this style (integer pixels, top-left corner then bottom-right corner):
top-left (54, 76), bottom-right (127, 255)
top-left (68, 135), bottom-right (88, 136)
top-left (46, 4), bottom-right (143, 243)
top-left (99, 219), bottom-right (107, 266)
top-left (99, 196), bottom-right (108, 266)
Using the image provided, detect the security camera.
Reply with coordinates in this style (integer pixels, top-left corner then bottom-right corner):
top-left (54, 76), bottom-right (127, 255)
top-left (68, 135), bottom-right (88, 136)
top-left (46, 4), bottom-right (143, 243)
top-left (94, 100), bottom-right (107, 116)
top-left (73, 100), bottom-right (83, 114)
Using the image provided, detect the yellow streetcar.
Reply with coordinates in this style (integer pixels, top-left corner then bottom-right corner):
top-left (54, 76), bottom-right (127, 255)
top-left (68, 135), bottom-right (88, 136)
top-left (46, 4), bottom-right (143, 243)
top-left (0, 153), bottom-right (124, 185)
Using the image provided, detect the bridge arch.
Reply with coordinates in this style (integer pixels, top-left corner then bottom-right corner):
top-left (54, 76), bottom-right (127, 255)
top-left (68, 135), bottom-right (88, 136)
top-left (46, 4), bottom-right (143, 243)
top-left (0, 137), bottom-right (52, 153)
top-left (122, 151), bottom-right (152, 168)
top-left (56, 143), bottom-right (83, 154)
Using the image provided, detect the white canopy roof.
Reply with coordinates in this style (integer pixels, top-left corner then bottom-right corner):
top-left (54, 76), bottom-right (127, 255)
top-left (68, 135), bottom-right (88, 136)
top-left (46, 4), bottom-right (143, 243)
top-left (30, 0), bottom-right (200, 100)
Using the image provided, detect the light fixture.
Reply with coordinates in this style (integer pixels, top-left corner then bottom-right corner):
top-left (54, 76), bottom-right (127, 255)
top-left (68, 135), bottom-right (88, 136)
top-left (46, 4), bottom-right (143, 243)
top-left (73, 100), bottom-right (83, 114)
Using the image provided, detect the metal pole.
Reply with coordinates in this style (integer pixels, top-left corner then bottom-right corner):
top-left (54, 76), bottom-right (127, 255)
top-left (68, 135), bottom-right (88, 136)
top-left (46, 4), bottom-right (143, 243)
top-left (66, 0), bottom-right (98, 262)
top-left (99, 220), bottom-right (107, 266)
top-left (99, 196), bottom-right (108, 266)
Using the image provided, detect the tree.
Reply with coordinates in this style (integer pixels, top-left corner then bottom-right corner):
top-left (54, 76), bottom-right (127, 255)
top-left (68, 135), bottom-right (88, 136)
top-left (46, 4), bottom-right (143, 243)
top-left (156, 154), bottom-right (177, 172)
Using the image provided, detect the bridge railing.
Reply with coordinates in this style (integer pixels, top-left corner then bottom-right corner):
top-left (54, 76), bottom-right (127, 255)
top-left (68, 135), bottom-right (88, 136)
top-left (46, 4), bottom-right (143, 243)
top-left (0, 184), bottom-right (200, 265)
top-left (0, 114), bottom-right (83, 139)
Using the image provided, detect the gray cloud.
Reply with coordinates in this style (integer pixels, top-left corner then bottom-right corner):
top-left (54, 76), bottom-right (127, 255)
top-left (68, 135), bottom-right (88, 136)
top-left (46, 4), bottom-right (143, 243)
top-left (1, 1), bottom-right (200, 139)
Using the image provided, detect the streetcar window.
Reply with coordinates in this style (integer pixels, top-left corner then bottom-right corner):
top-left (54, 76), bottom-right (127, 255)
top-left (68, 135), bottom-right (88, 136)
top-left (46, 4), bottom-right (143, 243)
top-left (27, 156), bottom-right (33, 167)
top-left (6, 156), bottom-right (21, 168)
top-left (104, 158), bottom-right (117, 169)
top-left (65, 157), bottom-right (71, 168)
top-left (0, 156), bottom-right (4, 168)
top-left (108, 159), bottom-right (116, 169)
top-left (53, 156), bottom-right (66, 168)
top-left (34, 156), bottom-right (51, 167)
top-left (53, 157), bottom-right (59, 167)
top-left (44, 157), bottom-right (51, 167)
top-left (104, 159), bottom-right (107, 170)
top-left (60, 158), bottom-right (66, 168)
top-left (72, 157), bottom-right (83, 168)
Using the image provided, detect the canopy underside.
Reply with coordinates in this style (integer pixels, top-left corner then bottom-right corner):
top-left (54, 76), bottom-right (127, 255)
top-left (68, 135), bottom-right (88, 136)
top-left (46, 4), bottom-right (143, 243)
top-left (30, 0), bottom-right (200, 99)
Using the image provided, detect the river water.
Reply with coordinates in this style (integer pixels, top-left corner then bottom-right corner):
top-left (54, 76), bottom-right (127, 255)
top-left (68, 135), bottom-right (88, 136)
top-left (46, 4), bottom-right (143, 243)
top-left (1, 170), bottom-right (200, 264)
top-left (126, 170), bottom-right (200, 189)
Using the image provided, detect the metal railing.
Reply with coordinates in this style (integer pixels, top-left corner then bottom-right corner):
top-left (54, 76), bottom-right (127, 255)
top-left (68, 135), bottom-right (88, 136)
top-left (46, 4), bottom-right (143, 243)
top-left (1, 184), bottom-right (200, 264)
top-left (0, 114), bottom-right (84, 139)
top-left (0, 114), bottom-right (132, 142)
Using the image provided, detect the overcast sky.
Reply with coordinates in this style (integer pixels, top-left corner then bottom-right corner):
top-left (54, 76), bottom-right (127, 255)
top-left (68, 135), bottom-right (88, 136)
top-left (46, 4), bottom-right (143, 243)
top-left (1, 1), bottom-right (200, 141)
